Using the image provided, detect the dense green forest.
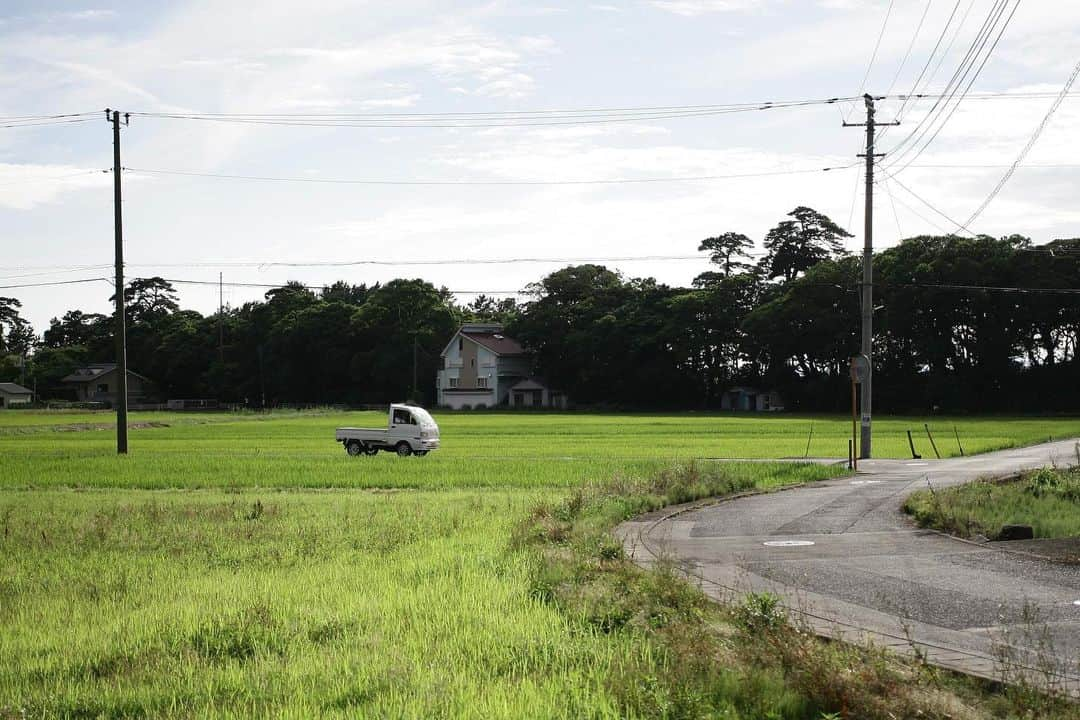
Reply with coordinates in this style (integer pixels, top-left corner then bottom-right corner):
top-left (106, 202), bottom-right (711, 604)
top-left (2, 207), bottom-right (1078, 412)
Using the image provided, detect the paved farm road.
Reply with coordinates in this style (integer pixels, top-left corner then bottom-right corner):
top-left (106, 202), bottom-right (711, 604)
top-left (617, 439), bottom-right (1080, 692)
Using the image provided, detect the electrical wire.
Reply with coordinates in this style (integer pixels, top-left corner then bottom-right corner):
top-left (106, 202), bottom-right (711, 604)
top-left (0, 117), bottom-right (97, 130)
top-left (121, 163), bottom-right (856, 187)
top-left (883, 0), bottom-right (935, 101)
top-left (0, 277), bottom-right (110, 290)
top-left (882, 173), bottom-right (975, 235)
top-left (891, 0), bottom-right (965, 122)
top-left (130, 101), bottom-right (850, 129)
top-left (849, 0), bottom-right (897, 122)
top-left (158, 277), bottom-right (527, 295)
top-left (963, 59), bottom-right (1080, 228)
top-left (886, 0), bottom-right (1022, 173)
top-left (123, 252), bottom-right (766, 270)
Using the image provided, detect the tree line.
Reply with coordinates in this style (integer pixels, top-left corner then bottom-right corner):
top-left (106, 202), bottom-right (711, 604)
top-left (3, 205), bottom-right (1078, 412)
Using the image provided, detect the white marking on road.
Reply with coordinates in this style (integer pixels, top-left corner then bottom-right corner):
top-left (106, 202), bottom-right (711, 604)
top-left (850, 480), bottom-right (884, 485)
top-left (1073, 600), bottom-right (1080, 607)
top-left (763, 540), bottom-right (815, 547)
top-left (906, 462), bottom-right (928, 466)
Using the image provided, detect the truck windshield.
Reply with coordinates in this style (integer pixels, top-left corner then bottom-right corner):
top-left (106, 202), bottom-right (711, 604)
top-left (410, 408), bottom-right (435, 427)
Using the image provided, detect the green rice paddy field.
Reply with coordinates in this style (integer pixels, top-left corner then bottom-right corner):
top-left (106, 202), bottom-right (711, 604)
top-left (2, 410), bottom-right (1079, 718)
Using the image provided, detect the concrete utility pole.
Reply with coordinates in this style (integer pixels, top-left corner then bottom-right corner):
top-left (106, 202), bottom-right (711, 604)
top-left (844, 94), bottom-right (898, 459)
top-left (107, 108), bottom-right (130, 455)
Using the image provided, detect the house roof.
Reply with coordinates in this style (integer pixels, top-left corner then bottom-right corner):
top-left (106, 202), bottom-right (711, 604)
top-left (461, 330), bottom-right (525, 356)
top-left (508, 377), bottom-right (557, 392)
top-left (0, 382), bottom-right (31, 395)
top-left (61, 364), bottom-right (150, 384)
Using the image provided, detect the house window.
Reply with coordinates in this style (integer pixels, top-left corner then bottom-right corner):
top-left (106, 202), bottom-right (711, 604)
top-left (477, 377), bottom-right (489, 389)
top-left (471, 358), bottom-right (475, 367)
top-left (458, 337), bottom-right (463, 351)
top-left (97, 383), bottom-right (109, 393)
top-left (448, 377), bottom-right (458, 388)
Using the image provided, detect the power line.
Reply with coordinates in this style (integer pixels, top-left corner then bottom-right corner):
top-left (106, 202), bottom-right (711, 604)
top-left (964, 59), bottom-right (1080, 228)
top-left (158, 277), bottom-right (527, 295)
top-left (883, 173), bottom-right (974, 235)
top-left (849, 0), bottom-right (897, 122)
top-left (0, 264), bottom-right (112, 281)
top-left (895, 281), bottom-right (1080, 296)
top-left (891, 0), bottom-right (965, 122)
top-left (886, 0), bottom-right (1022, 173)
top-left (0, 277), bottom-right (110, 290)
top-left (882, 0), bottom-right (992, 159)
top-left (132, 98), bottom-right (851, 119)
top-left (121, 163), bottom-right (856, 187)
top-left (125, 253), bottom-right (766, 269)
top-left (882, 0), bottom-right (934, 101)
top-left (0, 117), bottom-right (97, 130)
top-left (129, 101), bottom-right (847, 129)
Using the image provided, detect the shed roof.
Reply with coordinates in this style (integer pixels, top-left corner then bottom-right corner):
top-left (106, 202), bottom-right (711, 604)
top-left (0, 382), bottom-right (31, 395)
top-left (61, 364), bottom-right (149, 383)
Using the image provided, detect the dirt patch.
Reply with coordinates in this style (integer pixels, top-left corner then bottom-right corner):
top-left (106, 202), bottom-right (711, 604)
top-left (1, 421), bottom-right (173, 435)
top-left (995, 537), bottom-right (1080, 564)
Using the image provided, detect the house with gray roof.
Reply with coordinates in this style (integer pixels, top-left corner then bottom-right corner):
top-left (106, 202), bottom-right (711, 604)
top-left (61, 363), bottom-right (152, 407)
top-left (0, 382), bottom-right (32, 408)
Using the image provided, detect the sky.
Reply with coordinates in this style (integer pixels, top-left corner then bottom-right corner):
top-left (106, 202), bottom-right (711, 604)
top-left (1, 0), bottom-right (1078, 330)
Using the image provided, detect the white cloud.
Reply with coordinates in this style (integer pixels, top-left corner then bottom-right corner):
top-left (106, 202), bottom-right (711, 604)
top-left (0, 164), bottom-right (111, 210)
top-left (646, 0), bottom-right (758, 17)
top-left (362, 94), bottom-right (422, 108)
top-left (50, 9), bottom-right (117, 21)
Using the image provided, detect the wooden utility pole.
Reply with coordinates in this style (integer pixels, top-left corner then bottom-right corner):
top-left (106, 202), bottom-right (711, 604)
top-left (844, 94), bottom-right (897, 459)
top-left (107, 108), bottom-right (130, 454)
top-left (218, 272), bottom-right (225, 364)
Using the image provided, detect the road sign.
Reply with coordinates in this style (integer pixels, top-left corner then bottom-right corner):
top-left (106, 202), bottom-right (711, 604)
top-left (850, 354), bottom-right (870, 384)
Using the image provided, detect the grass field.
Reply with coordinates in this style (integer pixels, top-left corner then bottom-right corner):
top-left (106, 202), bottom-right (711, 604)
top-left (905, 465), bottom-right (1080, 540)
top-left (2, 410), bottom-right (1079, 718)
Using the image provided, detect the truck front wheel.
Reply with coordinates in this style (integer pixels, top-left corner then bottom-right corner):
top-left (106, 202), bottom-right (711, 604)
top-left (346, 441), bottom-right (363, 456)
top-left (395, 442), bottom-right (413, 457)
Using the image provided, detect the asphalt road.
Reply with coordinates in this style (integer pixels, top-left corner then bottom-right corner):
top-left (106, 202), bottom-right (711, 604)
top-left (617, 438), bottom-right (1080, 692)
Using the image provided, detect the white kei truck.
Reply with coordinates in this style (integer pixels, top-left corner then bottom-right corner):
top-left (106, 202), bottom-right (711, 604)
top-left (335, 404), bottom-right (440, 457)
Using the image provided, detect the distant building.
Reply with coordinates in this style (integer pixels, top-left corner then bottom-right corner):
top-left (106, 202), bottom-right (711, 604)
top-left (436, 324), bottom-right (568, 409)
top-left (0, 382), bottom-right (32, 408)
top-left (507, 377), bottom-right (569, 410)
top-left (61, 364), bottom-right (151, 406)
top-left (721, 386), bottom-right (784, 412)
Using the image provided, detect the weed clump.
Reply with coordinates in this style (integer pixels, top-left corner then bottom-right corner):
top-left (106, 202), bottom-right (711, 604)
top-left (905, 466), bottom-right (1080, 540)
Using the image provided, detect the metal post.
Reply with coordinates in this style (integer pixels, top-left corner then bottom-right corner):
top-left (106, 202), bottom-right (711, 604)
top-left (108, 109), bottom-right (129, 454)
top-left (412, 336), bottom-right (418, 402)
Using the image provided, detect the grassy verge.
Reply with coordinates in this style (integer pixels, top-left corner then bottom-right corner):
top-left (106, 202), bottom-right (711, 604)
top-left (904, 465), bottom-right (1080, 540)
top-left (515, 462), bottom-right (1079, 719)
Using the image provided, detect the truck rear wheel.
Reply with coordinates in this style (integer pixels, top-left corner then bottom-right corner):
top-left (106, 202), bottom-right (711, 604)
top-left (395, 442), bottom-right (413, 457)
top-left (346, 441), bottom-right (363, 456)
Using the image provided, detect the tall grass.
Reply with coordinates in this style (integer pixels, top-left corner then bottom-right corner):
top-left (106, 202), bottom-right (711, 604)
top-left (2, 411), bottom-right (1078, 717)
top-left (904, 466), bottom-right (1080, 540)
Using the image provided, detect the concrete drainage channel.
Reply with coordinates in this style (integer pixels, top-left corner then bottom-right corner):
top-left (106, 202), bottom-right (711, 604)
top-left (616, 440), bottom-right (1080, 698)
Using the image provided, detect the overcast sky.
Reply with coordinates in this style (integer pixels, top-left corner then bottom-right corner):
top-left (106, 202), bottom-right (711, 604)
top-left (2, 0), bottom-right (1078, 329)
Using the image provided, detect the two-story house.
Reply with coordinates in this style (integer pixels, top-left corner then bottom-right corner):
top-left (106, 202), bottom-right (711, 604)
top-left (61, 363), bottom-right (152, 407)
top-left (436, 324), bottom-right (537, 409)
